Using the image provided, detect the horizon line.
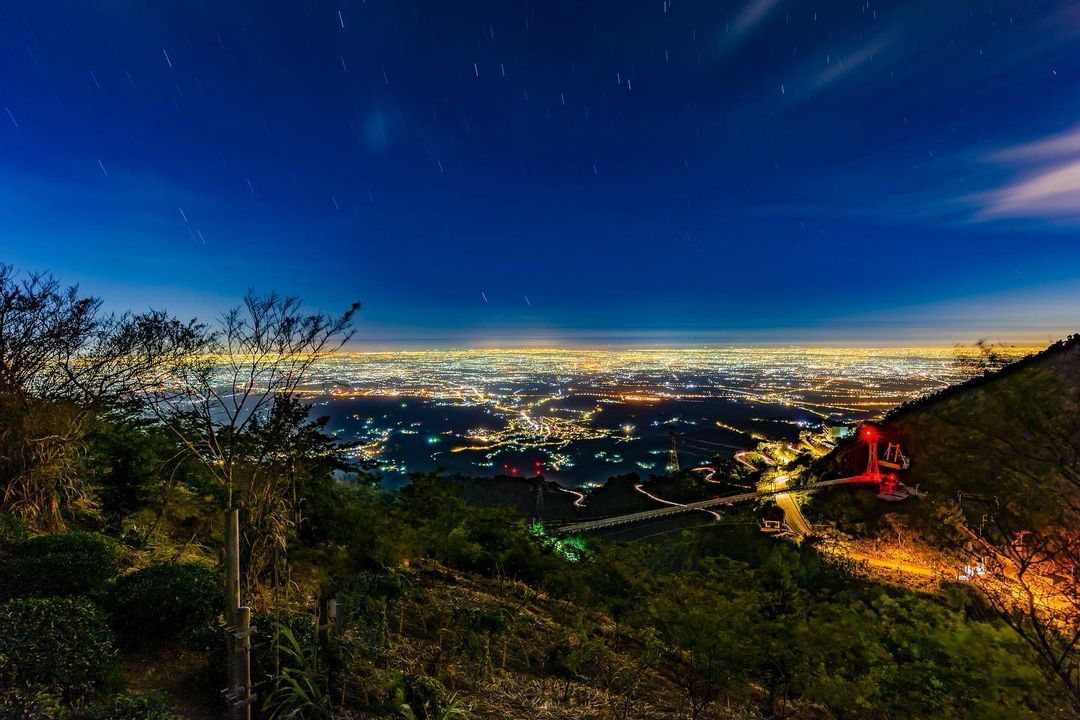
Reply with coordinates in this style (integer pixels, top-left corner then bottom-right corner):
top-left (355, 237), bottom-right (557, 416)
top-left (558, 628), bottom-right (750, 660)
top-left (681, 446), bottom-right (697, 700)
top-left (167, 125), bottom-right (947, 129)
top-left (335, 340), bottom-right (1052, 354)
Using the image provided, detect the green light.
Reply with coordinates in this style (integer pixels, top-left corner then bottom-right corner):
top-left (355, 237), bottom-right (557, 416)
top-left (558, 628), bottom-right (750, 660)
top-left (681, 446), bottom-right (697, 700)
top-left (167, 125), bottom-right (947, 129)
top-left (529, 520), bottom-right (586, 562)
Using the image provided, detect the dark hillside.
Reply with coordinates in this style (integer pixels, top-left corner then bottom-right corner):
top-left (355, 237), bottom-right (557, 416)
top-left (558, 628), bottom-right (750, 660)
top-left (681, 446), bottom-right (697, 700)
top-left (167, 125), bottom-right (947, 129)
top-left (808, 335), bottom-right (1080, 535)
top-left (445, 474), bottom-right (580, 519)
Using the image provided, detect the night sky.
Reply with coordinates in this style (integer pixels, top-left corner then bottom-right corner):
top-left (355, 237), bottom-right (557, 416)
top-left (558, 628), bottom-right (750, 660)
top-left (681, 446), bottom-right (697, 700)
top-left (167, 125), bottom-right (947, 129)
top-left (2, 1), bottom-right (1079, 346)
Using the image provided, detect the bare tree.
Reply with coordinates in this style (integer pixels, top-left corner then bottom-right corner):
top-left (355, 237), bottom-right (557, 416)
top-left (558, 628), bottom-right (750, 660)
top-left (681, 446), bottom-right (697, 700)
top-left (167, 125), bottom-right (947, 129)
top-left (145, 290), bottom-right (357, 719)
top-left (0, 265), bottom-right (204, 529)
top-left (148, 291), bottom-right (358, 509)
top-left (0, 265), bottom-right (205, 407)
top-left (952, 338), bottom-right (1016, 376)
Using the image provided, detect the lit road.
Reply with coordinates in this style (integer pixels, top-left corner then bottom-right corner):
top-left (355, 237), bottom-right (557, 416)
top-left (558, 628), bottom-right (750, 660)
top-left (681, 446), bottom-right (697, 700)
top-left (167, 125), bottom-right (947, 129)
top-left (838, 548), bottom-right (938, 579)
top-left (554, 484), bottom-right (587, 507)
top-left (771, 476), bottom-right (813, 537)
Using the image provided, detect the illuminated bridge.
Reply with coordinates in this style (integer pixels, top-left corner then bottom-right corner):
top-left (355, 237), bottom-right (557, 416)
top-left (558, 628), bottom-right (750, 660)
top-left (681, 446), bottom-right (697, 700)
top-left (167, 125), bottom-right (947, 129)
top-left (549, 425), bottom-right (916, 536)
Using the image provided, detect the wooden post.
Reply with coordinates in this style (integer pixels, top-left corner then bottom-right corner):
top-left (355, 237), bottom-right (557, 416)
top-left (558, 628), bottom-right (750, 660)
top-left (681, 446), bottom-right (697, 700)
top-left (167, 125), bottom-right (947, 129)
top-left (326, 598), bottom-right (338, 642)
top-left (226, 510), bottom-right (241, 614)
top-left (236, 606), bottom-right (253, 716)
top-left (225, 510), bottom-right (251, 720)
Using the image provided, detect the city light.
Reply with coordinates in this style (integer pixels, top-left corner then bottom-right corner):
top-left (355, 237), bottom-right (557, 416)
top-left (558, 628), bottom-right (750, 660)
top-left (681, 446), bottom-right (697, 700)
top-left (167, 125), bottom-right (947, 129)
top-left (265, 346), bottom-right (1033, 480)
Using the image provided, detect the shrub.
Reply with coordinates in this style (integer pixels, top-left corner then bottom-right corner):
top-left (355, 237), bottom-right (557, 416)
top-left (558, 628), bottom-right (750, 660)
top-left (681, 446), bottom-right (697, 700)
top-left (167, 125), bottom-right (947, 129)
top-left (399, 673), bottom-right (449, 718)
top-left (78, 693), bottom-right (180, 720)
top-left (378, 673), bottom-right (456, 720)
top-left (2, 532), bottom-right (123, 598)
top-left (262, 624), bottom-right (331, 720)
top-left (0, 687), bottom-right (66, 720)
top-left (0, 513), bottom-right (28, 552)
top-left (250, 611), bottom-right (318, 686)
top-left (105, 563), bottom-right (219, 644)
top-left (0, 597), bottom-right (119, 706)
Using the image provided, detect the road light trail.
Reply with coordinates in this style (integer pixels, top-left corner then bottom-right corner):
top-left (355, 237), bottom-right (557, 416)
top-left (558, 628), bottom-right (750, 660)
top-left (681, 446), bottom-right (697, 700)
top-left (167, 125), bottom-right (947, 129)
top-left (553, 483), bottom-right (587, 507)
top-left (634, 483), bottom-right (722, 520)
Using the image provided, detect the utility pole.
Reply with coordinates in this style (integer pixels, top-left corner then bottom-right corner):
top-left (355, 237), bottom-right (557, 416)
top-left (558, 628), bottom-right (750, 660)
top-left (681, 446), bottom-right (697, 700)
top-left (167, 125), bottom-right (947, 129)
top-left (667, 431), bottom-right (680, 474)
top-left (534, 476), bottom-right (545, 516)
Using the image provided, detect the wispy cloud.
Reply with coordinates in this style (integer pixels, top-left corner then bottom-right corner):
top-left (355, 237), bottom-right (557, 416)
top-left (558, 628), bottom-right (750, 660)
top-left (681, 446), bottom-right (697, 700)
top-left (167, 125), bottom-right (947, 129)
top-left (715, 0), bottom-right (782, 54)
top-left (729, 0), bottom-right (781, 38)
top-left (973, 125), bottom-right (1080, 222)
top-left (986, 126), bottom-right (1080, 163)
top-left (812, 35), bottom-right (893, 91)
top-left (768, 33), bottom-right (896, 107)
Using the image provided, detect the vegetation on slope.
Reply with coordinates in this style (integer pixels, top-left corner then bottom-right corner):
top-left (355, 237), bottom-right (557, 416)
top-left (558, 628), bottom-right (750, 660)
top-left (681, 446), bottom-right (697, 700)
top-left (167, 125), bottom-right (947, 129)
top-left (807, 335), bottom-right (1080, 710)
top-left (0, 265), bottom-right (1074, 718)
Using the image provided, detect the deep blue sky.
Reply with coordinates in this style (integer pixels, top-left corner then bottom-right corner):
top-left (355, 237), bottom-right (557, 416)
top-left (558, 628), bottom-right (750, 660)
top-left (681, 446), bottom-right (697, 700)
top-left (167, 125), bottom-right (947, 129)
top-left (2, 1), bottom-right (1079, 346)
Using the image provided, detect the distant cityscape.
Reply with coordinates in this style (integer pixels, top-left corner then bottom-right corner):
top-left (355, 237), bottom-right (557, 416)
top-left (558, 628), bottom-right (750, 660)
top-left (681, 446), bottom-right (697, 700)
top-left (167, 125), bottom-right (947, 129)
top-left (292, 346), bottom-right (1033, 486)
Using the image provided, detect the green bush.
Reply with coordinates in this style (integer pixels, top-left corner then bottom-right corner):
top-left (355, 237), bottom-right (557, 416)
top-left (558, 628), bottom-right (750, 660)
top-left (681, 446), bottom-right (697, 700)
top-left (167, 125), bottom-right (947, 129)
top-left (0, 687), bottom-right (66, 720)
top-left (78, 693), bottom-right (180, 720)
top-left (2, 532), bottom-right (123, 598)
top-left (106, 563), bottom-right (219, 644)
top-left (0, 597), bottom-right (119, 706)
top-left (206, 612), bottom-right (315, 687)
top-left (250, 611), bottom-right (318, 685)
top-left (0, 513), bottom-right (28, 552)
top-left (262, 624), bottom-right (332, 720)
top-left (399, 673), bottom-right (449, 718)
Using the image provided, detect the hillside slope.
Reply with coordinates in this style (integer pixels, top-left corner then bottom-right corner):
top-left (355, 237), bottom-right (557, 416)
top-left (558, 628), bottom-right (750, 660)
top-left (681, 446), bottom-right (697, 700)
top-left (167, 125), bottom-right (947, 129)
top-left (809, 335), bottom-right (1080, 536)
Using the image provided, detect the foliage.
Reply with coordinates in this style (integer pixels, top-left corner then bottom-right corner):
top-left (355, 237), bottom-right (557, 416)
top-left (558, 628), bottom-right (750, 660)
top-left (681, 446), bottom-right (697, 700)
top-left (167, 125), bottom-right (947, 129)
top-left (0, 265), bottom-right (204, 409)
top-left (645, 573), bottom-right (758, 718)
top-left (0, 597), bottom-right (119, 707)
top-left (0, 395), bottom-right (91, 531)
top-left (250, 610), bottom-right (318, 691)
top-left (263, 623), bottom-right (333, 720)
top-left (301, 473), bottom-right (1060, 719)
top-left (0, 266), bottom-right (205, 530)
top-left (2, 531), bottom-right (123, 598)
top-left (234, 396), bottom-right (357, 593)
top-left (78, 694), bottom-right (180, 720)
top-left (529, 520), bottom-right (588, 562)
top-left (392, 674), bottom-right (454, 720)
top-left (802, 338), bottom-right (1080, 712)
top-left (894, 339), bottom-right (1078, 709)
top-left (85, 421), bottom-right (211, 538)
top-left (0, 266), bottom-right (1069, 718)
top-left (0, 512), bottom-right (27, 550)
top-left (145, 290), bottom-right (357, 511)
top-left (0, 687), bottom-right (66, 720)
top-left (105, 563), bottom-right (220, 644)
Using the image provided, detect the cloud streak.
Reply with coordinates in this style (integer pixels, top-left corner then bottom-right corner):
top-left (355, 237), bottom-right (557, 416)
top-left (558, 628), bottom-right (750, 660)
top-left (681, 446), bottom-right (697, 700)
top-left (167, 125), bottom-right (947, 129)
top-left (812, 35), bottom-right (893, 91)
top-left (730, 0), bottom-right (781, 38)
top-left (974, 126), bottom-right (1080, 223)
top-left (714, 0), bottom-right (782, 54)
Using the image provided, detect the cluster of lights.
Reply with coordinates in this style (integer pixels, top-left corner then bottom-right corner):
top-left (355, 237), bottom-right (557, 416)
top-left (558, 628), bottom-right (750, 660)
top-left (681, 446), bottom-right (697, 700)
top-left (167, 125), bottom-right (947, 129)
top-left (530, 520), bottom-right (587, 562)
top-left (270, 347), bottom-right (1033, 475)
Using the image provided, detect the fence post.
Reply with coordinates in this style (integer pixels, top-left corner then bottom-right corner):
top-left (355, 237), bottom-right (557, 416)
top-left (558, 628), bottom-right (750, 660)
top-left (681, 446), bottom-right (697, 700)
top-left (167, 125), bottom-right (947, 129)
top-left (326, 598), bottom-right (338, 640)
top-left (236, 606), bottom-right (253, 715)
top-left (225, 510), bottom-right (251, 720)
